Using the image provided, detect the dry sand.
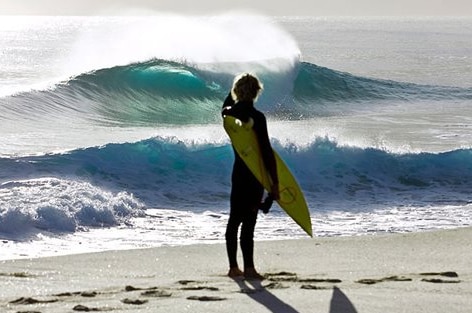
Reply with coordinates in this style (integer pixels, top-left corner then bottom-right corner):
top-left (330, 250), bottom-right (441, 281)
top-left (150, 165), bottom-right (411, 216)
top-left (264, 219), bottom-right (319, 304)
top-left (1, 227), bottom-right (471, 313)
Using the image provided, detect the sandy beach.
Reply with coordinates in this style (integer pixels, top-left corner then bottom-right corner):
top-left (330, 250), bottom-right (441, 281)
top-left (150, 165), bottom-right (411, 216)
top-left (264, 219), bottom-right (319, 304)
top-left (1, 227), bottom-right (471, 313)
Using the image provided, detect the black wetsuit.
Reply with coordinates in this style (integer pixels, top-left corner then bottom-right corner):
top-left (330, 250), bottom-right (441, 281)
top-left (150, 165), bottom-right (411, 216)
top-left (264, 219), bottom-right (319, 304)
top-left (222, 94), bottom-right (277, 269)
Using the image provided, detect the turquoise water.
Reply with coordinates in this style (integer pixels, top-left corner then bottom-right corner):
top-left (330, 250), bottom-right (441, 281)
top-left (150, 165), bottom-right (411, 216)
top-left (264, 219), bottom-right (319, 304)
top-left (1, 16), bottom-right (471, 259)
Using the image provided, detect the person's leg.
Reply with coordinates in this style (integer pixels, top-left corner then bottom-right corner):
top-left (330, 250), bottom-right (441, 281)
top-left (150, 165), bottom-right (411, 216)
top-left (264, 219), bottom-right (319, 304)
top-left (240, 207), bottom-right (264, 279)
top-left (225, 210), bottom-right (243, 277)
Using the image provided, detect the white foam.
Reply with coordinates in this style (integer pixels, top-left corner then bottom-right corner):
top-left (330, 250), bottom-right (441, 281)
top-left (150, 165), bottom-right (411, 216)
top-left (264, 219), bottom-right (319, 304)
top-left (0, 178), bottom-right (145, 238)
top-left (2, 202), bottom-right (470, 260)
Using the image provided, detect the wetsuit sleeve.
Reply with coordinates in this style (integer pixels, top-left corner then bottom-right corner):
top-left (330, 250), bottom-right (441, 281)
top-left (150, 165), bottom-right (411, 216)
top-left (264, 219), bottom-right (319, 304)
top-left (253, 112), bottom-right (278, 191)
top-left (222, 93), bottom-right (234, 115)
top-left (221, 95), bottom-right (251, 123)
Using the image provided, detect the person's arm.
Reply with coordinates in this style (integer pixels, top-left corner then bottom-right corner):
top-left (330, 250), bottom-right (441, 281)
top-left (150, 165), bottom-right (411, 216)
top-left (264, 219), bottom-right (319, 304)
top-left (254, 112), bottom-right (279, 200)
top-left (222, 96), bottom-right (251, 123)
top-left (222, 93), bottom-right (234, 116)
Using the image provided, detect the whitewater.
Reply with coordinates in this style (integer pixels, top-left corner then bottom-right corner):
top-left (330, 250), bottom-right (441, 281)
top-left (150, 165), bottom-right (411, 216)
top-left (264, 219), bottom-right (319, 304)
top-left (1, 15), bottom-right (471, 260)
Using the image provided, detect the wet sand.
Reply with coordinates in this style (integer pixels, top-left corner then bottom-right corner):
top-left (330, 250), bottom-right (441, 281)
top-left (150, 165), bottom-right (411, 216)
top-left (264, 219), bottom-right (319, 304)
top-left (1, 227), bottom-right (471, 313)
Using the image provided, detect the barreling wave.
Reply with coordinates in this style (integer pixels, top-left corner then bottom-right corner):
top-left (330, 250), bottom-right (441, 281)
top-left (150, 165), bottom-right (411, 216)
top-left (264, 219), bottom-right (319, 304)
top-left (1, 59), bottom-right (471, 126)
top-left (0, 60), bottom-right (228, 126)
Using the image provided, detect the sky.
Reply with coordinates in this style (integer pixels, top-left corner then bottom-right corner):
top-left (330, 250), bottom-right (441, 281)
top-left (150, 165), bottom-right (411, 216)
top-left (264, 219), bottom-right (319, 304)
top-left (0, 0), bottom-right (471, 16)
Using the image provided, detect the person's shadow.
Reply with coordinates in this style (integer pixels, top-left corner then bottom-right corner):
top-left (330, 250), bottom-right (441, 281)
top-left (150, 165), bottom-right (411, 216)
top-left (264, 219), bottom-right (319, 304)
top-left (233, 278), bottom-right (299, 313)
top-left (232, 279), bottom-right (358, 313)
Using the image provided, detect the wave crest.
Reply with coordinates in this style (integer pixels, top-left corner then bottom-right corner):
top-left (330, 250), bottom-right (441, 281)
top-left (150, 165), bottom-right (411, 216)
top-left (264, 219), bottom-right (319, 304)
top-left (2, 59), bottom-right (472, 126)
top-left (2, 137), bottom-right (472, 210)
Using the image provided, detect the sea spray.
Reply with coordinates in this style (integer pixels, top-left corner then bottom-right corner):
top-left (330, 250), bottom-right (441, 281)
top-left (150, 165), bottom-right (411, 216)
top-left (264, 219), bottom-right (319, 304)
top-left (64, 14), bottom-right (300, 78)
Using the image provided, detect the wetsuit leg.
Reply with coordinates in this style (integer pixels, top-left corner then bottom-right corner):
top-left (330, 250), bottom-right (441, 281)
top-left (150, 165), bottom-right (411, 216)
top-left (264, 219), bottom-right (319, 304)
top-left (240, 206), bottom-right (258, 269)
top-left (226, 155), bottom-right (263, 269)
top-left (225, 211), bottom-right (242, 268)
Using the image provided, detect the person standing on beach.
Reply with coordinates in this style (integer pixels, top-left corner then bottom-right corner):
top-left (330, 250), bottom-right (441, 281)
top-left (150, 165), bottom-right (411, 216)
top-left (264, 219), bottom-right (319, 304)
top-left (222, 73), bottom-right (279, 280)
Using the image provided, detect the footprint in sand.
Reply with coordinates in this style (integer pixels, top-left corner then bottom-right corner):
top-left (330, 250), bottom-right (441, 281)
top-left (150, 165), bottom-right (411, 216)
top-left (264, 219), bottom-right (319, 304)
top-left (356, 276), bottom-right (412, 285)
top-left (141, 289), bottom-right (172, 298)
top-left (0, 272), bottom-right (35, 278)
top-left (177, 280), bottom-right (204, 285)
top-left (187, 296), bottom-right (227, 301)
top-left (73, 304), bottom-right (113, 312)
top-left (125, 285), bottom-right (157, 292)
top-left (421, 278), bottom-right (461, 283)
top-left (9, 297), bottom-right (58, 304)
top-left (299, 278), bottom-right (342, 283)
top-left (265, 272), bottom-right (298, 282)
top-left (80, 291), bottom-right (98, 298)
top-left (121, 298), bottom-right (148, 305)
top-left (124, 285), bottom-right (173, 297)
top-left (54, 291), bottom-right (99, 298)
top-left (73, 304), bottom-right (98, 312)
top-left (420, 271), bottom-right (458, 278)
top-left (264, 282), bottom-right (290, 290)
top-left (177, 280), bottom-right (225, 301)
top-left (265, 272), bottom-right (342, 290)
top-left (180, 286), bottom-right (219, 291)
top-left (300, 285), bottom-right (333, 290)
top-left (356, 272), bottom-right (461, 285)
top-left (265, 272), bottom-right (341, 282)
top-left (420, 271), bottom-right (461, 283)
top-left (176, 280), bottom-right (220, 292)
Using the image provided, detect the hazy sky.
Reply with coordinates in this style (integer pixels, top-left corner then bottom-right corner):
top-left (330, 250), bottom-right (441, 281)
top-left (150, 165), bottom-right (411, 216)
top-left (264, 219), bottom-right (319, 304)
top-left (1, 0), bottom-right (471, 16)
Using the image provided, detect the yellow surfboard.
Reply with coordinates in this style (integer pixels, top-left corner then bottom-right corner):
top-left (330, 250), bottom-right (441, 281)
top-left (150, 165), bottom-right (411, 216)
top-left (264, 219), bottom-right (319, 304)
top-left (223, 115), bottom-right (312, 237)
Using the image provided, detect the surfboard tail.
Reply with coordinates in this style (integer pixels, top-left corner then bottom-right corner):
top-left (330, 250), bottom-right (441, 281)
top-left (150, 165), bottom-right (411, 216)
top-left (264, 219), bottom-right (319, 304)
top-left (278, 200), bottom-right (313, 237)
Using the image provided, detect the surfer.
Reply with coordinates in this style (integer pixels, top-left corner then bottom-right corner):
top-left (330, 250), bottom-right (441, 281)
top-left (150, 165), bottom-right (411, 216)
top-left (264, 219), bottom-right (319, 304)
top-left (222, 73), bottom-right (279, 280)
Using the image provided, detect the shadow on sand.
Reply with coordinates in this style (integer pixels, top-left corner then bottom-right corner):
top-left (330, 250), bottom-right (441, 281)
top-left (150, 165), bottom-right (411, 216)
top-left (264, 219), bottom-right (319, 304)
top-left (233, 279), bottom-right (358, 313)
top-left (233, 278), bottom-right (299, 313)
top-left (330, 286), bottom-right (358, 313)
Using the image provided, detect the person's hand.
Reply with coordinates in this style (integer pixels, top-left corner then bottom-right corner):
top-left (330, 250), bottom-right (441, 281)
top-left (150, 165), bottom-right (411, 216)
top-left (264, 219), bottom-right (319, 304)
top-left (259, 195), bottom-right (273, 214)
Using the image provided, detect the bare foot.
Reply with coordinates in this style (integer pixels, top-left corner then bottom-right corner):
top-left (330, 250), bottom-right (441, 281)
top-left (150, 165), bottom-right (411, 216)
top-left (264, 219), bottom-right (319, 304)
top-left (228, 267), bottom-right (244, 278)
top-left (244, 268), bottom-right (265, 280)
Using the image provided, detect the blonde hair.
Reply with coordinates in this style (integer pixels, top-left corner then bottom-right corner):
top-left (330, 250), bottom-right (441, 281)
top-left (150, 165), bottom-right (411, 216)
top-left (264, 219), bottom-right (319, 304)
top-left (231, 73), bottom-right (263, 102)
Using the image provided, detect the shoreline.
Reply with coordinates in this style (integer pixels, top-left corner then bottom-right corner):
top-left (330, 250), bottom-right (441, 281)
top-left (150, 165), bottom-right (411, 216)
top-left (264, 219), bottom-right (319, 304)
top-left (1, 227), bottom-right (471, 312)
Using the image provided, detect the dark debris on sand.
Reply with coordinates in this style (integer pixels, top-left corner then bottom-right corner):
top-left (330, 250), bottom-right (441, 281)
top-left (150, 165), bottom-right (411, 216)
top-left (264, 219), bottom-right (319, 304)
top-left (9, 297), bottom-right (58, 305)
top-left (121, 298), bottom-right (149, 305)
top-left (187, 296), bottom-right (227, 301)
top-left (356, 276), bottom-right (412, 285)
top-left (356, 271), bottom-right (461, 285)
top-left (72, 304), bottom-right (113, 312)
top-left (265, 272), bottom-right (342, 285)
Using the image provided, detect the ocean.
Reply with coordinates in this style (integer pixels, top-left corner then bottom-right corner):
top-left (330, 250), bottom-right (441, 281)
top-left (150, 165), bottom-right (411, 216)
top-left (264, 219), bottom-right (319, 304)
top-left (1, 15), bottom-right (471, 260)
